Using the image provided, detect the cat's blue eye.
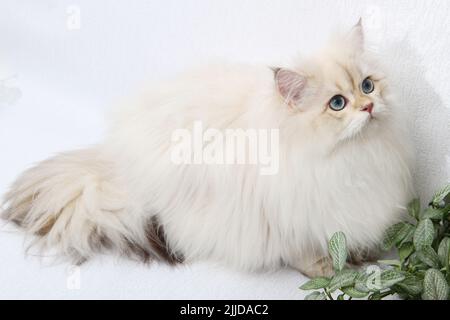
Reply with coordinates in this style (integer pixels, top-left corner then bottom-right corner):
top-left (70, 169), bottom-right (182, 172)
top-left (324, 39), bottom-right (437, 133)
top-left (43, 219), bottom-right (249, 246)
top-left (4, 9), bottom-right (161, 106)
top-left (329, 95), bottom-right (347, 111)
top-left (361, 77), bottom-right (374, 94)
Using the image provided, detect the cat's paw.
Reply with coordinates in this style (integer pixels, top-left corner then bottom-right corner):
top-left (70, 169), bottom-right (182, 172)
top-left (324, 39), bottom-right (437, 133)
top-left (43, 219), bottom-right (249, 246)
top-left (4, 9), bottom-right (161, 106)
top-left (295, 256), bottom-right (334, 278)
top-left (348, 249), bottom-right (380, 266)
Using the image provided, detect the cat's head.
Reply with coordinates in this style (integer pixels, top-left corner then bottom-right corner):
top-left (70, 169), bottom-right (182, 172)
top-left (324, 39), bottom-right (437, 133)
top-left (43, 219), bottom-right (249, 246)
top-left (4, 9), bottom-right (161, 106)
top-left (275, 21), bottom-right (390, 145)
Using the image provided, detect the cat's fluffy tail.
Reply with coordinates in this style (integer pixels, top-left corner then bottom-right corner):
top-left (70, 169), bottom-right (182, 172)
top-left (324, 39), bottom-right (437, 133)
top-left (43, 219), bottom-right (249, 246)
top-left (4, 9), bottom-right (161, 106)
top-left (1, 149), bottom-right (181, 264)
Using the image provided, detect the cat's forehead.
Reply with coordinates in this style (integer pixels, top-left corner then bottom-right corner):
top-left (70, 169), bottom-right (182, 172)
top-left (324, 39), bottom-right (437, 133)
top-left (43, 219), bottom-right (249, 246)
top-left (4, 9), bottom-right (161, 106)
top-left (319, 56), bottom-right (368, 92)
top-left (332, 61), bottom-right (361, 88)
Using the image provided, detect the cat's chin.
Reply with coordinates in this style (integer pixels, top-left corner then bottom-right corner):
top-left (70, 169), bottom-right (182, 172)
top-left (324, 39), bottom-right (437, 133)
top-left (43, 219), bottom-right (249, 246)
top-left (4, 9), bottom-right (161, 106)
top-left (338, 115), bottom-right (372, 142)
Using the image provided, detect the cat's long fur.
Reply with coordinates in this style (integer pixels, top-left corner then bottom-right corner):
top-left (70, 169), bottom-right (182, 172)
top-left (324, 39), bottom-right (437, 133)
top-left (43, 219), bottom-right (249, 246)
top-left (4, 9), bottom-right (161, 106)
top-left (1, 23), bottom-right (414, 276)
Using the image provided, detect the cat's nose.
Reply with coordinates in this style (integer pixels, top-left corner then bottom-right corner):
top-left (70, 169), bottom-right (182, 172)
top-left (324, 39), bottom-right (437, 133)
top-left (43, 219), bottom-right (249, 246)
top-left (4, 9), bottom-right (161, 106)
top-left (361, 102), bottom-right (374, 114)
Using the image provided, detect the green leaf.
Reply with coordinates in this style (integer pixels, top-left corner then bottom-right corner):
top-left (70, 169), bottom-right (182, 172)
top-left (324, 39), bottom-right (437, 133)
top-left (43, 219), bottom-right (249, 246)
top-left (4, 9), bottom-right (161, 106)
top-left (417, 246), bottom-right (441, 268)
top-left (341, 286), bottom-right (369, 299)
top-left (422, 269), bottom-right (449, 300)
top-left (354, 272), bottom-right (371, 293)
top-left (304, 291), bottom-right (328, 300)
top-left (394, 223), bottom-right (416, 247)
top-left (368, 292), bottom-right (382, 300)
top-left (379, 269), bottom-right (406, 290)
top-left (408, 253), bottom-right (429, 271)
top-left (437, 237), bottom-right (450, 268)
top-left (444, 204), bottom-right (450, 217)
top-left (432, 184), bottom-right (450, 207)
top-left (328, 270), bottom-right (359, 292)
top-left (378, 259), bottom-right (401, 267)
top-left (422, 207), bottom-right (444, 220)
top-left (393, 274), bottom-right (423, 296)
top-left (398, 242), bottom-right (414, 262)
top-left (413, 219), bottom-right (435, 249)
top-left (381, 223), bottom-right (406, 251)
top-left (355, 270), bottom-right (370, 292)
top-left (300, 277), bottom-right (331, 290)
top-left (407, 198), bottom-right (421, 220)
top-left (328, 232), bottom-right (347, 271)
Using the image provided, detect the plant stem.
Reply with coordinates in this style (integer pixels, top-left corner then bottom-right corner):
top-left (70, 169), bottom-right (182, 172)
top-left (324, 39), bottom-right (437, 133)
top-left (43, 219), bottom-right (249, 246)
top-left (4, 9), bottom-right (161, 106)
top-left (378, 290), bottom-right (395, 299)
top-left (324, 288), bottom-right (334, 300)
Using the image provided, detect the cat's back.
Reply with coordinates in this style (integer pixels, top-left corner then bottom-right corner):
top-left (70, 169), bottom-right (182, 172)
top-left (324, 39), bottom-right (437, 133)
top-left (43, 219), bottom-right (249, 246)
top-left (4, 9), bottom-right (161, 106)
top-left (140, 63), bottom-right (275, 117)
top-left (175, 63), bottom-right (274, 96)
top-left (108, 63), bottom-right (276, 147)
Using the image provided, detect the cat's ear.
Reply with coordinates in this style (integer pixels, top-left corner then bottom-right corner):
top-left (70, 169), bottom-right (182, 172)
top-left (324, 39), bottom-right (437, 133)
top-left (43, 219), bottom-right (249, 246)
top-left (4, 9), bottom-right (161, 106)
top-left (347, 18), bottom-right (364, 54)
top-left (274, 68), bottom-right (308, 107)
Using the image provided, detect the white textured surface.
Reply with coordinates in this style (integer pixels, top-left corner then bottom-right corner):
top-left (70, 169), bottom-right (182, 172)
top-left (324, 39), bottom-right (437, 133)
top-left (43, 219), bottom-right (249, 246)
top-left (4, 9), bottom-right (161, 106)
top-left (0, 0), bottom-right (449, 299)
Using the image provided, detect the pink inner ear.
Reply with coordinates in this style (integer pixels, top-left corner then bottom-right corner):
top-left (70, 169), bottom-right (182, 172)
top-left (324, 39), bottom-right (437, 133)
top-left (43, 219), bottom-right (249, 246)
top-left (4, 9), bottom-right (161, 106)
top-left (275, 69), bottom-right (307, 105)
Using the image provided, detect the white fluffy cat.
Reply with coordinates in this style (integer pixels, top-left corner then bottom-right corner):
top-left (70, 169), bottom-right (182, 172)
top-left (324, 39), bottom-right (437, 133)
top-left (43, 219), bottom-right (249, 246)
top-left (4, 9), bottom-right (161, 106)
top-left (1, 22), bottom-right (414, 277)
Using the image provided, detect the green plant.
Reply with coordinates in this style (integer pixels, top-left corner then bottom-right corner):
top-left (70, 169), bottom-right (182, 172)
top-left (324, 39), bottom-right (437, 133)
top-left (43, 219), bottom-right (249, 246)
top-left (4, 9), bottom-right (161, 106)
top-left (300, 183), bottom-right (450, 300)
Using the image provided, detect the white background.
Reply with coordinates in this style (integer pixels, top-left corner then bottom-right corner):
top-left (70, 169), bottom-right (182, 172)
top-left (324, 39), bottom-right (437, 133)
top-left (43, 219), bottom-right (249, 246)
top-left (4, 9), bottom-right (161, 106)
top-left (0, 0), bottom-right (449, 299)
